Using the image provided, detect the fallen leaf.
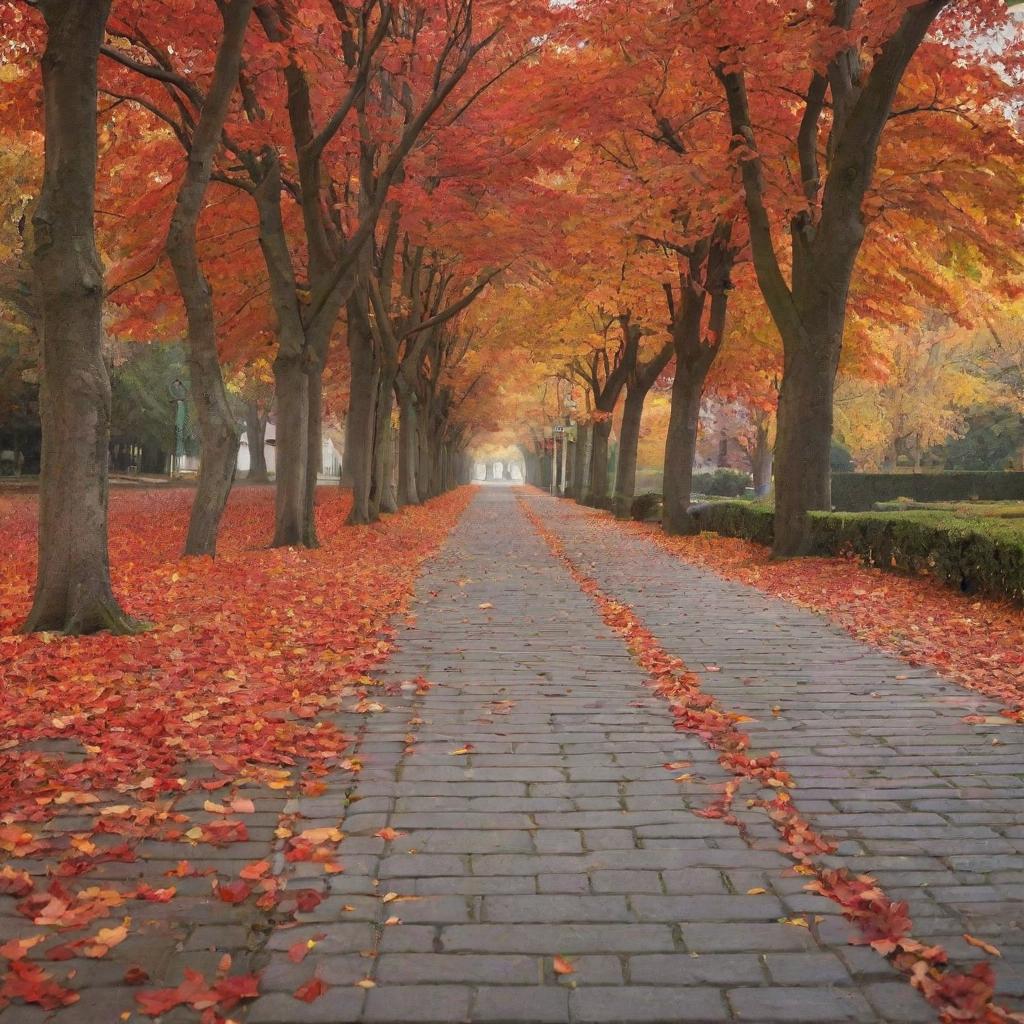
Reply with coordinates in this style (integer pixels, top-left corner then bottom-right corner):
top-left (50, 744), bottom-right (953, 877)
top-left (553, 956), bottom-right (575, 975)
top-left (964, 934), bottom-right (1001, 957)
top-left (294, 977), bottom-right (328, 1002)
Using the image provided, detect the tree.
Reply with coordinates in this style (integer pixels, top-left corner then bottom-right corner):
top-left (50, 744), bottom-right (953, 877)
top-left (614, 333), bottom-right (673, 516)
top-left (711, 0), bottom-right (1023, 553)
top-left (161, 0), bottom-right (254, 555)
top-left (835, 320), bottom-right (992, 469)
top-left (19, 0), bottom-right (137, 634)
top-left (572, 314), bottom-right (638, 506)
top-left (660, 222), bottom-right (738, 534)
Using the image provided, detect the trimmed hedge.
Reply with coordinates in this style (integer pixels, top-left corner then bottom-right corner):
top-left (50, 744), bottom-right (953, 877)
top-left (688, 500), bottom-right (775, 545)
top-left (682, 501), bottom-right (1024, 604)
top-left (691, 468), bottom-right (752, 498)
top-left (832, 472), bottom-right (1024, 512)
top-left (630, 492), bottom-right (663, 522)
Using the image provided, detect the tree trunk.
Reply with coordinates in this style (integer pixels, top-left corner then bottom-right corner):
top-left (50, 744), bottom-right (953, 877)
top-left (372, 378), bottom-right (398, 515)
top-left (484, 461), bottom-right (494, 481)
top-left (662, 369), bottom-right (706, 535)
top-left (22, 0), bottom-right (138, 635)
top-left (346, 297), bottom-right (378, 525)
top-left (397, 390), bottom-right (420, 506)
top-left (751, 438), bottom-right (773, 497)
top-left (271, 351), bottom-right (308, 545)
top-left (166, 0), bottom-right (251, 557)
top-left (588, 420), bottom-right (613, 505)
top-left (614, 389), bottom-right (644, 517)
top-left (571, 423), bottom-right (589, 501)
top-left (340, 411), bottom-right (354, 487)
top-left (772, 332), bottom-right (838, 554)
top-left (302, 363), bottom-right (323, 546)
top-left (246, 400), bottom-right (269, 482)
top-left (183, 344), bottom-right (240, 557)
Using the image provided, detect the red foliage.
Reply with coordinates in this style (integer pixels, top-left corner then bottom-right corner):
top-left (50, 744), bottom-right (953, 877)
top-left (0, 486), bottom-right (470, 1012)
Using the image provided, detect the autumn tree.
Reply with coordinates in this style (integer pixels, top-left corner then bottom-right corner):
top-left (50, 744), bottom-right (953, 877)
top-left (11, 1), bottom-right (138, 634)
top-left (706, 0), bottom-right (1023, 553)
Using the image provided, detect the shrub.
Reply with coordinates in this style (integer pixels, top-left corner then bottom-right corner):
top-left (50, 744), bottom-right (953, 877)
top-left (683, 501), bottom-right (1024, 603)
top-left (807, 511), bottom-right (1024, 603)
top-left (832, 472), bottom-right (1024, 512)
top-left (687, 501), bottom-right (775, 545)
top-left (691, 468), bottom-right (752, 498)
top-left (630, 492), bottom-right (663, 522)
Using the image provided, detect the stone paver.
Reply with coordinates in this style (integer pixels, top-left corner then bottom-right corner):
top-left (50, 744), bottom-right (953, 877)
top-left (529, 488), bottom-right (1024, 1017)
top-left (239, 484), bottom-right (1024, 1023)
top-left (19, 486), bottom-right (1012, 1022)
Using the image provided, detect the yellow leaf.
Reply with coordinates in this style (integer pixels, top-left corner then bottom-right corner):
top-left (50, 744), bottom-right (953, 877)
top-left (746, 887), bottom-right (767, 895)
top-left (299, 827), bottom-right (343, 844)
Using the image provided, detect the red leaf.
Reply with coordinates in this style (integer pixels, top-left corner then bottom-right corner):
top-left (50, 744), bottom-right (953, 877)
top-left (294, 976), bottom-right (328, 1003)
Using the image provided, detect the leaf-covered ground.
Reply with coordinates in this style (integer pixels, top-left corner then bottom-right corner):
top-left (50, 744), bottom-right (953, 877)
top-left (614, 516), bottom-right (1024, 719)
top-left (0, 486), bottom-right (471, 1018)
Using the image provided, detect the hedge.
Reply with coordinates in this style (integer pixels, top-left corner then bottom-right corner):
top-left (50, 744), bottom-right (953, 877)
top-left (691, 468), bottom-right (751, 498)
top-left (832, 471), bottom-right (1024, 511)
top-left (630, 492), bottom-right (663, 522)
top-left (679, 501), bottom-right (1024, 604)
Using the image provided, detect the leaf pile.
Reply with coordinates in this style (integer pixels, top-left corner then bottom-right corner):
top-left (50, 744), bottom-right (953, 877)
top-left (0, 486), bottom-right (471, 1015)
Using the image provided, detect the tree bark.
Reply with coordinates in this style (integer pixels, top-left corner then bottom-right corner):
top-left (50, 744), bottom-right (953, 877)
top-left (397, 389), bottom-right (420, 506)
top-left (661, 226), bottom-right (733, 535)
top-left (340, 411), bottom-right (354, 487)
top-left (302, 362), bottom-right (323, 546)
top-left (614, 389), bottom-right (644, 517)
top-left (572, 422), bottom-right (590, 501)
top-left (772, 329), bottom-right (838, 551)
top-left (580, 315), bottom-right (639, 506)
top-left (23, 0), bottom-right (138, 635)
top-left (166, 0), bottom-right (252, 557)
top-left (662, 370), bottom-right (707, 534)
top-left (271, 351), bottom-right (308, 545)
top-left (750, 428), bottom-right (773, 496)
top-left (346, 295), bottom-right (378, 524)
top-left (588, 420), bottom-right (613, 505)
top-left (245, 400), bottom-right (269, 482)
top-left (372, 375), bottom-right (398, 516)
top-left (614, 338), bottom-right (673, 516)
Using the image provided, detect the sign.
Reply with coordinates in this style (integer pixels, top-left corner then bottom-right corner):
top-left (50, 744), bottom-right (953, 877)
top-left (552, 424), bottom-right (577, 442)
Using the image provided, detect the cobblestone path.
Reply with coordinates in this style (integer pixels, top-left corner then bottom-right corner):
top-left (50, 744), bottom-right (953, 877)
top-left (243, 485), bottom-right (1024, 1024)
